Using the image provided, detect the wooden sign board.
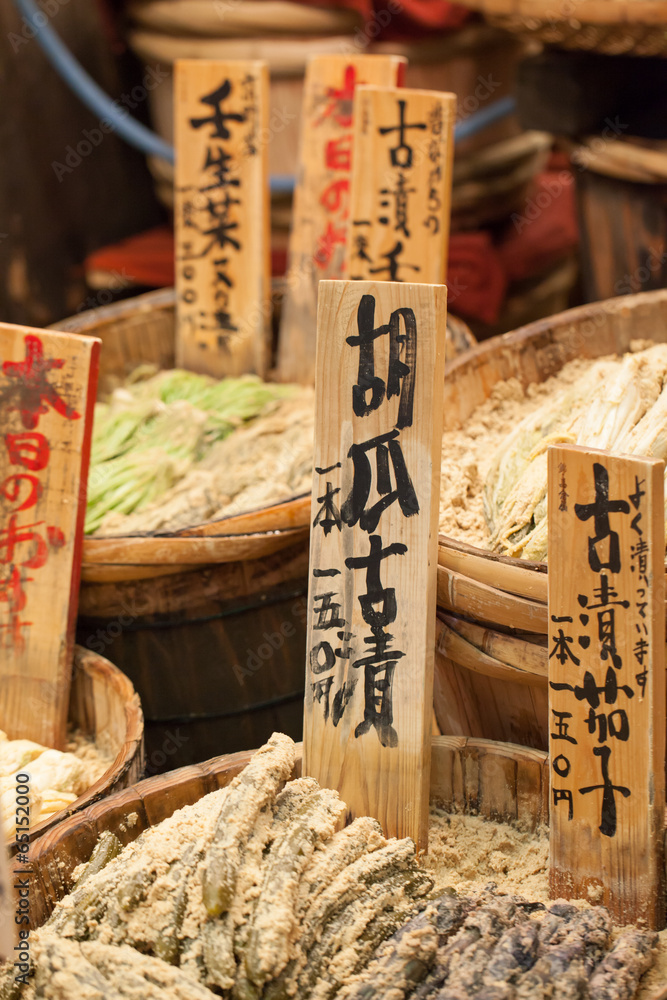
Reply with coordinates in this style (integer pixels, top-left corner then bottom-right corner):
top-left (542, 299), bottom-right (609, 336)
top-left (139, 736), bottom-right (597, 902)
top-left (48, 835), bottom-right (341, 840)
top-left (547, 444), bottom-right (666, 928)
top-left (0, 326), bottom-right (100, 749)
top-left (276, 54), bottom-right (406, 385)
top-left (348, 86), bottom-right (456, 285)
top-left (174, 59), bottom-right (271, 378)
top-left (303, 279), bottom-right (447, 852)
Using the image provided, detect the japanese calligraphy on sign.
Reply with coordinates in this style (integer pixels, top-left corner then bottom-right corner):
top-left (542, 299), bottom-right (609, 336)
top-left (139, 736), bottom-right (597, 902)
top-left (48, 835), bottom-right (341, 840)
top-left (276, 54), bottom-right (406, 384)
top-left (547, 444), bottom-right (665, 928)
top-left (347, 86), bottom-right (456, 286)
top-left (0, 326), bottom-right (100, 749)
top-left (303, 279), bottom-right (447, 851)
top-left (174, 59), bottom-right (271, 378)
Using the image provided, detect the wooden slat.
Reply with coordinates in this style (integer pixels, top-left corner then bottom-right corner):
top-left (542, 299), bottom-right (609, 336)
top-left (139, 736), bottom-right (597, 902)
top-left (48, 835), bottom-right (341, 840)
top-left (441, 614), bottom-right (548, 677)
top-left (0, 326), bottom-right (100, 748)
top-left (174, 59), bottom-right (271, 377)
top-left (437, 564), bottom-right (548, 633)
top-left (303, 279), bottom-right (447, 852)
top-left (81, 525), bottom-right (309, 568)
top-left (347, 86), bottom-right (456, 284)
top-left (276, 54), bottom-right (405, 384)
top-left (548, 444), bottom-right (666, 928)
top-left (437, 621), bottom-right (548, 686)
top-left (438, 539), bottom-right (548, 604)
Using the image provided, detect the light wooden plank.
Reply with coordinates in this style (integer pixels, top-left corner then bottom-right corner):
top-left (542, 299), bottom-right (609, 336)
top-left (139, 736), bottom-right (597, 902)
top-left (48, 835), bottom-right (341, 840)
top-left (303, 279), bottom-right (447, 852)
top-left (174, 59), bottom-right (271, 378)
top-left (275, 54), bottom-right (406, 385)
top-left (0, 326), bottom-right (100, 749)
top-left (347, 86), bottom-right (456, 285)
top-left (548, 444), bottom-right (666, 928)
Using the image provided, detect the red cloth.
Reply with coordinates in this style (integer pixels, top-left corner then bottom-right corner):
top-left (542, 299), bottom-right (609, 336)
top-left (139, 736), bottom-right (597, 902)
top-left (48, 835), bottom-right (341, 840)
top-left (85, 225), bottom-right (175, 287)
top-left (290, 0), bottom-right (470, 33)
top-left (498, 170), bottom-right (579, 283)
top-left (447, 231), bottom-right (507, 326)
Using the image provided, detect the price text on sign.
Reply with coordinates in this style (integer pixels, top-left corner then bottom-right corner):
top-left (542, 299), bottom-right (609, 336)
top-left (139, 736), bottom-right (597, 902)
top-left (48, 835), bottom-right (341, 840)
top-left (0, 327), bottom-right (100, 749)
top-left (303, 279), bottom-right (447, 851)
top-left (276, 54), bottom-right (405, 384)
top-left (348, 86), bottom-right (456, 284)
top-left (174, 59), bottom-right (271, 378)
top-left (547, 444), bottom-right (666, 928)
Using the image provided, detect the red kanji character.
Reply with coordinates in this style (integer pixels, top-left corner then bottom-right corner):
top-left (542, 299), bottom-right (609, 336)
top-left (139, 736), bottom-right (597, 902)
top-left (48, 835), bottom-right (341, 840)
top-left (0, 566), bottom-right (32, 651)
top-left (5, 432), bottom-right (50, 470)
top-left (0, 474), bottom-right (42, 512)
top-left (314, 222), bottom-right (347, 270)
top-left (319, 178), bottom-right (349, 214)
top-left (316, 64), bottom-right (356, 127)
top-left (1, 334), bottom-right (81, 429)
top-left (325, 135), bottom-right (352, 172)
top-left (0, 516), bottom-right (49, 569)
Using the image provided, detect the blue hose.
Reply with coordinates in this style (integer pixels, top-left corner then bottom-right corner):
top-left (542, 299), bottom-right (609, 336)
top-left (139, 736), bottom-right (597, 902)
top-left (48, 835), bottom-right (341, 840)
top-left (455, 95), bottom-right (517, 142)
top-left (11, 0), bottom-right (175, 164)
top-left (11, 0), bottom-right (517, 190)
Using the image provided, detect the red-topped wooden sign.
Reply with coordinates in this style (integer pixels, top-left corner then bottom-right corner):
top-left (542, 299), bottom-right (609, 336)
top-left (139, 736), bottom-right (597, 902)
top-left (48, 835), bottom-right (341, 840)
top-left (276, 54), bottom-right (406, 384)
top-left (0, 325), bottom-right (100, 749)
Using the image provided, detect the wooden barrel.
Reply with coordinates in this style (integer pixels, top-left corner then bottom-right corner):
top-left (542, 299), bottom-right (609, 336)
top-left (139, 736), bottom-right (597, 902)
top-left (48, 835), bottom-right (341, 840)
top-left (435, 288), bottom-right (667, 747)
top-left (435, 613), bottom-right (548, 751)
top-left (15, 734), bottom-right (549, 927)
top-left (5, 645), bottom-right (144, 848)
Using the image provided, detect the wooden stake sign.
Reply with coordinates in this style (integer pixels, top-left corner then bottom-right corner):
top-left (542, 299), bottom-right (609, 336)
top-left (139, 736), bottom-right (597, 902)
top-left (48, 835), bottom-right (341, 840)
top-left (174, 59), bottom-right (271, 378)
top-left (547, 444), bottom-right (666, 928)
top-left (276, 54), bottom-right (406, 385)
top-left (347, 86), bottom-right (456, 285)
top-left (0, 325), bottom-right (100, 749)
top-left (303, 279), bottom-right (447, 852)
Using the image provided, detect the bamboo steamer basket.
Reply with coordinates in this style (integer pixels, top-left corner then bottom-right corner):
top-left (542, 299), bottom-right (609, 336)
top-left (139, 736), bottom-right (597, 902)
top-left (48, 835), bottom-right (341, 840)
top-left (4, 644), bottom-right (144, 849)
top-left (435, 288), bottom-right (667, 750)
top-left (453, 0), bottom-right (667, 55)
top-left (15, 734), bottom-right (549, 928)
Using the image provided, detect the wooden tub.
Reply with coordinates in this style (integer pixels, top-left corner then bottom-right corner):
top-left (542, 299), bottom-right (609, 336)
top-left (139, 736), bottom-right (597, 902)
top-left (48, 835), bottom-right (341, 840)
top-left (53, 289), bottom-right (312, 768)
top-left (5, 645), bottom-right (144, 849)
top-left (434, 288), bottom-right (667, 749)
top-left (15, 734), bottom-right (549, 928)
top-left (53, 288), bottom-right (475, 769)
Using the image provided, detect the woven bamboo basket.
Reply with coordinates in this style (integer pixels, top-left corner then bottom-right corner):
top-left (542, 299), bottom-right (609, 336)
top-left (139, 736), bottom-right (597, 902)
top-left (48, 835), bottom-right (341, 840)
top-left (4, 645), bottom-right (144, 849)
top-left (453, 0), bottom-right (667, 55)
top-left (434, 288), bottom-right (667, 748)
top-left (14, 734), bottom-right (549, 928)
